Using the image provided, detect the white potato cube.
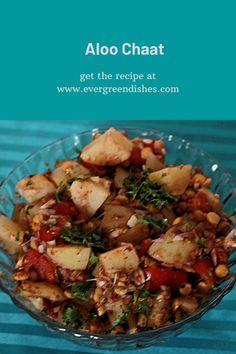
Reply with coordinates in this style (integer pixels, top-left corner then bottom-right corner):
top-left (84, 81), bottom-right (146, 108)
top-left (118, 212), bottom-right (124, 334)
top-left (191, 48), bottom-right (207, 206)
top-left (99, 243), bottom-right (139, 273)
top-left (0, 215), bottom-right (24, 254)
top-left (148, 232), bottom-right (198, 268)
top-left (47, 245), bottom-right (91, 270)
top-left (149, 165), bottom-right (192, 196)
top-left (51, 160), bottom-right (91, 186)
top-left (70, 178), bottom-right (110, 217)
top-left (81, 128), bottom-right (133, 166)
top-left (16, 174), bottom-right (56, 203)
top-left (20, 281), bottom-right (65, 302)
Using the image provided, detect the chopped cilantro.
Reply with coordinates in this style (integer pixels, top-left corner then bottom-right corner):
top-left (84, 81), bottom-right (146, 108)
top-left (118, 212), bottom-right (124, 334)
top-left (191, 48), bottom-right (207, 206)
top-left (89, 253), bottom-right (98, 267)
top-left (133, 289), bottom-right (153, 316)
top-left (123, 169), bottom-right (176, 210)
top-left (54, 182), bottom-right (68, 203)
top-left (134, 299), bottom-right (151, 317)
top-left (197, 238), bottom-right (206, 248)
top-left (112, 302), bottom-right (132, 328)
top-left (71, 282), bottom-right (91, 302)
top-left (138, 215), bottom-right (168, 232)
top-left (63, 305), bottom-right (83, 326)
top-left (61, 226), bottom-right (106, 251)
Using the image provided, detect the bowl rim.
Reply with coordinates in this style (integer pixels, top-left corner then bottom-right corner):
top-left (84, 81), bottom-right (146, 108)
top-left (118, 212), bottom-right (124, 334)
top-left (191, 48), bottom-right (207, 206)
top-left (1, 126), bottom-right (236, 189)
top-left (0, 126), bottom-right (236, 342)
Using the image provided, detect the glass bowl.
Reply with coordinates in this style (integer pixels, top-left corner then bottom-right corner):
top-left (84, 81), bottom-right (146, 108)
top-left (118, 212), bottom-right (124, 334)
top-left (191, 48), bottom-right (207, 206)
top-left (0, 127), bottom-right (236, 350)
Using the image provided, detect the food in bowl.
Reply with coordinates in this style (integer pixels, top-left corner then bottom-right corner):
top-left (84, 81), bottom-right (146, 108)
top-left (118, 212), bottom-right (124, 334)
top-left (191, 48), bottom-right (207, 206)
top-left (0, 127), bottom-right (235, 335)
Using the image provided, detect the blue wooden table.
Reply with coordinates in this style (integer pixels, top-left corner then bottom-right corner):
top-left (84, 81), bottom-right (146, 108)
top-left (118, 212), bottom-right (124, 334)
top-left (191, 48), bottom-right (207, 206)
top-left (0, 120), bottom-right (235, 354)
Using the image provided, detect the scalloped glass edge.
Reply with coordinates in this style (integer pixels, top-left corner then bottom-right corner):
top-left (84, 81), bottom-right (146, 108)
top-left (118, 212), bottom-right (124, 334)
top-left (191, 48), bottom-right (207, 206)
top-left (0, 127), bottom-right (235, 350)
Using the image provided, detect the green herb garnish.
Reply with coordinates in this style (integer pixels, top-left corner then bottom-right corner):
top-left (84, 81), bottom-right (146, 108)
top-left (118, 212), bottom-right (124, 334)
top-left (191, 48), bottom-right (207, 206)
top-left (133, 289), bottom-right (151, 304)
top-left (123, 170), bottom-right (176, 210)
top-left (89, 253), bottom-right (99, 267)
top-left (112, 302), bottom-right (132, 328)
top-left (197, 238), bottom-right (206, 248)
top-left (138, 215), bottom-right (168, 232)
top-left (61, 226), bottom-right (106, 251)
top-left (134, 299), bottom-right (151, 317)
top-left (54, 182), bottom-right (68, 203)
top-left (71, 282), bottom-right (91, 302)
top-left (63, 305), bottom-right (83, 326)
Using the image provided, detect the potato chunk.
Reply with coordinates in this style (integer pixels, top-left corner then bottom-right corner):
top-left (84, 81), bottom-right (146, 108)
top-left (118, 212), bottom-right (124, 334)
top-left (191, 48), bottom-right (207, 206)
top-left (16, 174), bottom-right (56, 203)
top-left (148, 229), bottom-right (198, 268)
top-left (117, 223), bottom-right (149, 245)
top-left (101, 205), bottom-right (133, 233)
top-left (99, 243), bottom-right (139, 273)
top-left (81, 128), bottom-right (133, 166)
top-left (70, 177), bottom-right (110, 217)
top-left (47, 245), bottom-right (91, 270)
top-left (50, 160), bottom-right (91, 186)
top-left (0, 215), bottom-right (24, 254)
top-left (20, 281), bottom-right (65, 302)
top-left (149, 165), bottom-right (192, 196)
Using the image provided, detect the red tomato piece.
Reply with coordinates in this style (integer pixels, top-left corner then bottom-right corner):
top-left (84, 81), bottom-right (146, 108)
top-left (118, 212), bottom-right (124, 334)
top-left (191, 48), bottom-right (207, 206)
top-left (24, 249), bottom-right (41, 272)
top-left (52, 201), bottom-right (77, 217)
top-left (139, 238), bottom-right (153, 256)
top-left (192, 259), bottom-right (215, 286)
top-left (24, 249), bottom-right (58, 283)
top-left (39, 226), bottom-right (61, 241)
top-left (38, 255), bottom-right (58, 283)
top-left (144, 266), bottom-right (189, 291)
top-left (130, 146), bottom-right (144, 166)
top-left (192, 191), bottom-right (211, 213)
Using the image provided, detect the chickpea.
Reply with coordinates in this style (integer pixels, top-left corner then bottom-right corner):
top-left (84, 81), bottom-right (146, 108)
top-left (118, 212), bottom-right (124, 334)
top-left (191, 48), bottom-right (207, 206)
top-left (172, 217), bottom-right (183, 226)
top-left (174, 309), bottom-right (183, 321)
top-left (193, 210), bottom-right (206, 221)
top-left (207, 212), bottom-right (220, 225)
top-left (172, 298), bottom-right (182, 312)
top-left (141, 147), bottom-right (152, 160)
top-left (185, 189), bottom-right (195, 198)
top-left (193, 173), bottom-right (206, 186)
top-left (203, 177), bottom-right (212, 188)
top-left (214, 264), bottom-right (229, 278)
top-left (197, 281), bottom-right (211, 295)
top-left (217, 220), bottom-right (230, 232)
top-left (180, 297), bottom-right (198, 314)
top-left (179, 283), bottom-right (192, 296)
top-left (97, 305), bottom-right (106, 316)
top-left (63, 289), bottom-right (74, 299)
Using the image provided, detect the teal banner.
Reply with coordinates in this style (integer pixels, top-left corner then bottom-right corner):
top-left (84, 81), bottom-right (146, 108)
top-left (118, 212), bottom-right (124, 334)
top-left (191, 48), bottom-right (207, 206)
top-left (0, 0), bottom-right (235, 119)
